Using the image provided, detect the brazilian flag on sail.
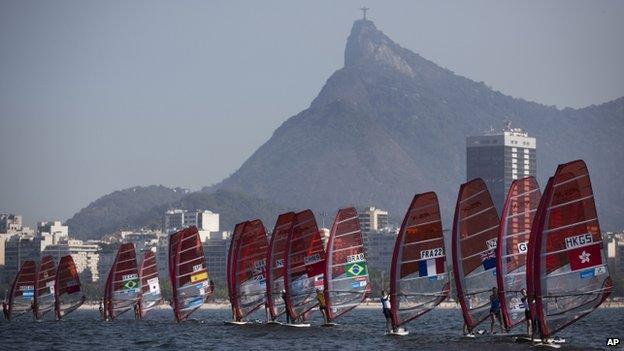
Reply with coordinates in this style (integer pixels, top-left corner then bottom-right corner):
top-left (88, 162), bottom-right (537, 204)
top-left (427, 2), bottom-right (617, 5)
top-left (122, 277), bottom-right (139, 290)
top-left (345, 262), bottom-right (368, 277)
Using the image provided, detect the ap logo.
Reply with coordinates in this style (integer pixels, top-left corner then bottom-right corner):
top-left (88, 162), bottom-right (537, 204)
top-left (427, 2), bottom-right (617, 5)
top-left (606, 338), bottom-right (620, 347)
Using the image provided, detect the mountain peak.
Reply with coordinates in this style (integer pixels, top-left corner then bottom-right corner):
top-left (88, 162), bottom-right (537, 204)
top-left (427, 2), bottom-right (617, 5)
top-left (345, 19), bottom-right (415, 76)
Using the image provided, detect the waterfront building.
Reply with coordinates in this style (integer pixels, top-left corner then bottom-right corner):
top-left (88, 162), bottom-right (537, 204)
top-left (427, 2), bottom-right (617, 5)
top-left (3, 234), bottom-right (41, 284)
top-left (37, 220), bottom-right (69, 250)
top-left (466, 121), bottom-right (537, 213)
top-left (41, 239), bottom-right (100, 282)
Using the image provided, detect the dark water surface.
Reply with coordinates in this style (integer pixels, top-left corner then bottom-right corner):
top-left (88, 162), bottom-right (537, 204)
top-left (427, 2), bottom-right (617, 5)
top-left (0, 307), bottom-right (621, 350)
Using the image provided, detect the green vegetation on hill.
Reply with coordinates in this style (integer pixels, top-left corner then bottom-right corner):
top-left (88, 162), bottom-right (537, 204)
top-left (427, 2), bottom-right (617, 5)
top-left (66, 187), bottom-right (286, 240)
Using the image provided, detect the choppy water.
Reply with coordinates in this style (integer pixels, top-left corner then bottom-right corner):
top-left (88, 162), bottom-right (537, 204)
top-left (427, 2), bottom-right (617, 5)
top-left (0, 307), bottom-right (621, 350)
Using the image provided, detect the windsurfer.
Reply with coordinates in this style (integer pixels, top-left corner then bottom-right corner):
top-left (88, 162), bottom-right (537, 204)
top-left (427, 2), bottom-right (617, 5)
top-left (208, 280), bottom-right (215, 295)
top-left (380, 290), bottom-right (394, 333)
top-left (520, 288), bottom-right (532, 336)
top-left (489, 287), bottom-right (504, 334)
top-left (281, 290), bottom-right (291, 324)
top-left (134, 303), bottom-right (140, 320)
top-left (2, 301), bottom-right (9, 320)
top-left (31, 299), bottom-right (38, 319)
top-left (315, 289), bottom-right (329, 324)
top-left (99, 300), bottom-right (104, 320)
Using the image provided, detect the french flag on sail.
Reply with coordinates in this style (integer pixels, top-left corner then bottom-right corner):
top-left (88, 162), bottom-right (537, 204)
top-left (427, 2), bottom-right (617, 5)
top-left (418, 258), bottom-right (445, 277)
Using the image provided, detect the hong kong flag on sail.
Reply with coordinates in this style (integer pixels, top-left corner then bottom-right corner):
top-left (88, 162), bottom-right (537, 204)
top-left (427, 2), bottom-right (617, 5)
top-left (568, 243), bottom-right (602, 271)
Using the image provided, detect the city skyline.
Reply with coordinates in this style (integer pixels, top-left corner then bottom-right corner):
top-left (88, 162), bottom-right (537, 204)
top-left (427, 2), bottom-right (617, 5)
top-left (1, 1), bottom-right (623, 225)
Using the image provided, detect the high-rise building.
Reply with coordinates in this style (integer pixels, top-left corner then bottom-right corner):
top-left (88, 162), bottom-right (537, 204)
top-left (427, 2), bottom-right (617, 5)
top-left (358, 207), bottom-right (389, 234)
top-left (163, 209), bottom-right (219, 233)
top-left (37, 220), bottom-right (69, 250)
top-left (466, 121), bottom-right (537, 213)
top-left (3, 235), bottom-right (41, 284)
top-left (0, 214), bottom-right (23, 233)
top-left (41, 239), bottom-right (100, 282)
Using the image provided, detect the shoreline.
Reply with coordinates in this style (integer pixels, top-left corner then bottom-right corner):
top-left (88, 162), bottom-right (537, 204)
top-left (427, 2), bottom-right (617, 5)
top-left (78, 300), bottom-right (624, 310)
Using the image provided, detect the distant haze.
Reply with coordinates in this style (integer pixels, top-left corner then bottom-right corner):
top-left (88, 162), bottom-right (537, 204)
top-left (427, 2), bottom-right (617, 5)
top-left (1, 0), bottom-right (623, 226)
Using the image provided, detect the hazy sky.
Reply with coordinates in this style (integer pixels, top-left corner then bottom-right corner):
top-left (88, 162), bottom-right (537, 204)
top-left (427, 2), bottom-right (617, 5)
top-left (1, 0), bottom-right (623, 226)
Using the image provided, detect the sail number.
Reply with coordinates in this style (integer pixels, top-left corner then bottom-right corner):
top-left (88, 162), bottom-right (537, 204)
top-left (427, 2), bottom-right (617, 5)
top-left (564, 233), bottom-right (592, 249)
top-left (275, 259), bottom-right (284, 268)
top-left (304, 253), bottom-right (321, 265)
top-left (346, 253), bottom-right (365, 263)
top-left (122, 274), bottom-right (138, 281)
top-left (486, 239), bottom-right (498, 250)
top-left (192, 264), bottom-right (203, 272)
top-left (420, 248), bottom-right (443, 259)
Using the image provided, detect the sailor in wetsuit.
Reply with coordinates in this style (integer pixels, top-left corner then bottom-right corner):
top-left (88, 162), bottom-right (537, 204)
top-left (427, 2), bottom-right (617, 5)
top-left (489, 287), bottom-right (504, 334)
top-left (315, 289), bottom-right (329, 324)
top-left (380, 290), bottom-right (394, 333)
top-left (281, 290), bottom-right (291, 324)
top-left (520, 288), bottom-right (533, 336)
top-left (2, 301), bottom-right (9, 320)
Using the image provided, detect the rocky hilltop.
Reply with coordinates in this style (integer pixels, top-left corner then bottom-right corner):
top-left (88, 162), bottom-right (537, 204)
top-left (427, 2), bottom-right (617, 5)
top-left (215, 19), bottom-right (624, 228)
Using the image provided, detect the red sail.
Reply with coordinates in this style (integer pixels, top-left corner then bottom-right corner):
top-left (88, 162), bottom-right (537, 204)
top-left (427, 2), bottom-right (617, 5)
top-left (266, 212), bottom-right (296, 321)
top-left (324, 207), bottom-right (370, 321)
top-left (495, 177), bottom-right (541, 329)
top-left (451, 178), bottom-right (500, 330)
top-left (232, 220), bottom-right (269, 319)
top-left (284, 210), bottom-right (326, 320)
top-left (528, 160), bottom-right (612, 338)
top-left (390, 192), bottom-right (450, 328)
top-left (169, 226), bottom-right (211, 322)
top-left (227, 221), bottom-right (247, 319)
top-left (138, 250), bottom-right (163, 318)
top-left (54, 255), bottom-right (85, 320)
top-left (8, 260), bottom-right (36, 321)
top-left (105, 243), bottom-right (140, 319)
top-left (34, 255), bottom-right (56, 320)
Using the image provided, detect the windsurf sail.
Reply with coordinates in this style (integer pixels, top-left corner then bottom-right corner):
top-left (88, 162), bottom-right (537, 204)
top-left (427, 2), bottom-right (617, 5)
top-left (390, 192), bottom-right (450, 328)
top-left (34, 255), bottom-right (56, 320)
top-left (8, 260), bottom-right (36, 321)
top-left (138, 249), bottom-right (163, 318)
top-left (528, 160), bottom-right (612, 338)
top-left (227, 221), bottom-right (246, 320)
top-left (54, 255), bottom-right (85, 319)
top-left (231, 219), bottom-right (269, 320)
top-left (266, 212), bottom-right (296, 321)
top-left (496, 176), bottom-right (541, 330)
top-left (324, 207), bottom-right (370, 321)
top-left (451, 178), bottom-right (501, 330)
top-left (284, 210), bottom-right (326, 321)
top-left (104, 243), bottom-right (140, 319)
top-left (169, 226), bottom-right (211, 322)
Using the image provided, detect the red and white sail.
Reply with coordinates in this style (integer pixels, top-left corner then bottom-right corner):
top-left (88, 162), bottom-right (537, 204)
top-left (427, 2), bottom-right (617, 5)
top-left (54, 255), bottom-right (85, 319)
top-left (324, 207), bottom-right (370, 321)
top-left (138, 249), bottom-right (163, 318)
top-left (34, 255), bottom-right (56, 320)
top-left (231, 220), bottom-right (269, 320)
top-left (8, 260), bottom-right (36, 321)
top-left (527, 160), bottom-right (612, 338)
top-left (390, 192), bottom-right (450, 328)
top-left (284, 210), bottom-right (326, 321)
top-left (169, 226), bottom-right (211, 322)
top-left (496, 177), bottom-right (541, 329)
top-left (451, 178), bottom-right (501, 330)
top-left (227, 221), bottom-right (246, 319)
top-left (104, 243), bottom-right (140, 319)
top-left (266, 212), bottom-right (296, 321)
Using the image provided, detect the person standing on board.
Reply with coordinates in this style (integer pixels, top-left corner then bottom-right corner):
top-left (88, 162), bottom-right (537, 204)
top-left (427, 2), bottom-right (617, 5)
top-left (489, 287), bottom-right (504, 334)
top-left (520, 288), bottom-right (532, 336)
top-left (281, 290), bottom-right (291, 324)
top-left (315, 288), bottom-right (329, 324)
top-left (98, 300), bottom-right (104, 320)
top-left (2, 301), bottom-right (9, 320)
top-left (380, 290), bottom-right (394, 333)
